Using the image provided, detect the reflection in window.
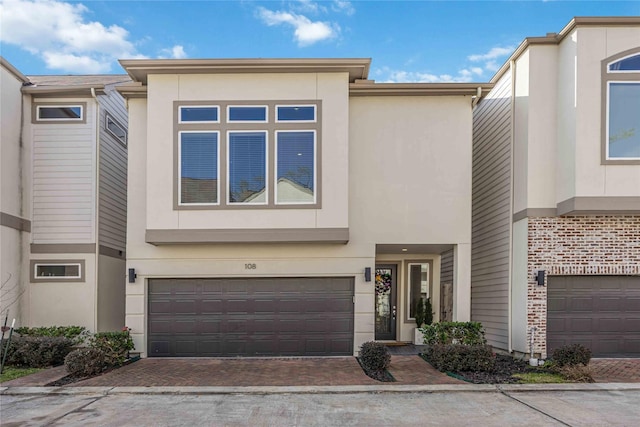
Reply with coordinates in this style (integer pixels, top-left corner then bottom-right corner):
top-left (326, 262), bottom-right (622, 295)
top-left (228, 106), bottom-right (267, 122)
top-left (609, 54), bottom-right (640, 72)
top-left (608, 82), bottom-right (640, 159)
top-left (180, 132), bottom-right (219, 204)
top-left (277, 105), bottom-right (316, 122)
top-left (179, 106), bottom-right (219, 123)
top-left (106, 114), bottom-right (127, 145)
top-left (408, 263), bottom-right (429, 319)
top-left (228, 131), bottom-right (267, 204)
top-left (276, 131), bottom-right (315, 204)
top-left (35, 264), bottom-right (81, 279)
top-left (37, 105), bottom-right (83, 121)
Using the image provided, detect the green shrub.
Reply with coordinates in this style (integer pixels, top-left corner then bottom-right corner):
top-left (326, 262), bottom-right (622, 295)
top-left (423, 298), bottom-right (434, 326)
top-left (551, 344), bottom-right (592, 367)
top-left (89, 328), bottom-right (135, 367)
top-left (15, 326), bottom-right (89, 345)
top-left (64, 348), bottom-right (107, 377)
top-left (5, 336), bottom-right (74, 368)
top-left (358, 341), bottom-right (391, 372)
top-left (420, 322), bottom-right (487, 346)
top-left (424, 344), bottom-right (496, 372)
top-left (414, 297), bottom-right (434, 327)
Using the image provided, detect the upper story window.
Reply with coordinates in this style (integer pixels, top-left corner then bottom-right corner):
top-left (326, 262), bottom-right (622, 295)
top-left (228, 105), bottom-right (267, 122)
top-left (175, 100), bottom-right (321, 209)
top-left (603, 49), bottom-right (640, 162)
top-left (106, 113), bottom-right (127, 146)
top-left (179, 106), bottom-right (219, 123)
top-left (35, 103), bottom-right (85, 123)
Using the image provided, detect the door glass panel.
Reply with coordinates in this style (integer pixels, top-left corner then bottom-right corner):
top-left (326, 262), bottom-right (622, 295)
top-left (375, 268), bottom-right (393, 337)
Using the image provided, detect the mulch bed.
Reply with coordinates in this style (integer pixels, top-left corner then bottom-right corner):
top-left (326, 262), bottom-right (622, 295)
top-left (356, 357), bottom-right (396, 382)
top-left (439, 354), bottom-right (542, 384)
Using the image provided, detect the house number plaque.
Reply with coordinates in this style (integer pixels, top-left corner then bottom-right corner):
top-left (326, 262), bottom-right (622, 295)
top-left (244, 263), bottom-right (257, 270)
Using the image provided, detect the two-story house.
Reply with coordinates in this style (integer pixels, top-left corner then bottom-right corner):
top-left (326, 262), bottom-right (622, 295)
top-left (0, 57), bottom-right (129, 332)
top-left (472, 17), bottom-right (640, 358)
top-left (117, 59), bottom-right (491, 357)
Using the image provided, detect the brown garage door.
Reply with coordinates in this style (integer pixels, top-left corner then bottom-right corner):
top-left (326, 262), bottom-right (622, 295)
top-left (547, 276), bottom-right (640, 357)
top-left (148, 277), bottom-right (354, 357)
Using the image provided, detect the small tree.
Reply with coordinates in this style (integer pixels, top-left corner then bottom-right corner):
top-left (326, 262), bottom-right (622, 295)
top-left (414, 297), bottom-right (425, 327)
top-left (423, 297), bottom-right (434, 326)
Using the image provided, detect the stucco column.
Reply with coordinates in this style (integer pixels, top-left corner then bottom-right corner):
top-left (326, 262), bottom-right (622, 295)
top-left (453, 243), bottom-right (471, 321)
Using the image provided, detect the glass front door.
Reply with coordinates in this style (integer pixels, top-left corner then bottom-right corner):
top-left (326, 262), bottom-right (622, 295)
top-left (375, 264), bottom-right (397, 340)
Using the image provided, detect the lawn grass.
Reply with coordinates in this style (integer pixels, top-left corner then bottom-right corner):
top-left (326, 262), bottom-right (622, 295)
top-left (0, 366), bottom-right (42, 383)
top-left (513, 371), bottom-right (566, 384)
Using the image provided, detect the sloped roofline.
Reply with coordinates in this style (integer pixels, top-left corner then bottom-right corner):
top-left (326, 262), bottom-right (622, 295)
top-left (0, 56), bottom-right (29, 83)
top-left (119, 58), bottom-right (372, 85)
top-left (490, 16), bottom-right (640, 84)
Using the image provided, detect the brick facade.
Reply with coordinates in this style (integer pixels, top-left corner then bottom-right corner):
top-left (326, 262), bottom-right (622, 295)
top-left (527, 215), bottom-right (640, 357)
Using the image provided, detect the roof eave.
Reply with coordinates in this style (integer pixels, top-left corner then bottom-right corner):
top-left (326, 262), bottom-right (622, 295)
top-left (349, 82), bottom-right (494, 97)
top-left (1, 56), bottom-right (29, 83)
top-left (118, 58), bottom-right (372, 84)
top-left (22, 84), bottom-right (107, 97)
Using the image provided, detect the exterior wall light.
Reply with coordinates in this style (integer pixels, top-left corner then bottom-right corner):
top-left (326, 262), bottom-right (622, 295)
top-left (364, 267), bottom-right (371, 282)
top-left (535, 270), bottom-right (546, 286)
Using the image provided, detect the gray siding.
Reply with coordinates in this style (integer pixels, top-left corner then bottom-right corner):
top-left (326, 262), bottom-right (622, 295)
top-left (471, 70), bottom-right (512, 351)
top-left (32, 102), bottom-right (96, 243)
top-left (97, 85), bottom-right (127, 251)
top-left (440, 249), bottom-right (453, 284)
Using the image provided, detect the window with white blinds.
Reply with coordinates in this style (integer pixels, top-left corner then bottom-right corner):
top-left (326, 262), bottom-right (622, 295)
top-left (175, 100), bottom-right (320, 208)
top-left (179, 132), bottom-right (219, 205)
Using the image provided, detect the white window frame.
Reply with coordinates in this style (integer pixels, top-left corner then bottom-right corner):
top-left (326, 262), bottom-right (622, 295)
top-left (407, 262), bottom-right (430, 321)
top-left (275, 104), bottom-right (317, 123)
top-left (226, 130), bottom-right (269, 205)
top-left (33, 263), bottom-right (82, 280)
top-left (178, 130), bottom-right (220, 206)
top-left (274, 130), bottom-right (317, 205)
top-left (105, 113), bottom-right (127, 146)
top-left (605, 80), bottom-right (640, 161)
top-left (607, 53), bottom-right (640, 73)
top-left (227, 105), bottom-right (268, 123)
top-left (178, 105), bottom-right (220, 124)
top-left (36, 104), bottom-right (84, 122)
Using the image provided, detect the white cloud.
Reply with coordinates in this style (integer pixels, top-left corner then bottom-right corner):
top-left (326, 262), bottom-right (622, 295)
top-left (160, 45), bottom-right (187, 59)
top-left (378, 66), bottom-right (483, 83)
top-left (0, 0), bottom-right (145, 73)
top-left (257, 7), bottom-right (337, 46)
top-left (468, 46), bottom-right (514, 62)
top-left (332, 0), bottom-right (355, 16)
top-left (294, 0), bottom-right (326, 15)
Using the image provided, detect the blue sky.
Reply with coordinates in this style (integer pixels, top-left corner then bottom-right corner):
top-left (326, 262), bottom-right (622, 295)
top-left (1, 0), bottom-right (639, 82)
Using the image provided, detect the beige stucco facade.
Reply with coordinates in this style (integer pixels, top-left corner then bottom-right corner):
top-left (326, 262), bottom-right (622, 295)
top-left (121, 59), bottom-right (481, 356)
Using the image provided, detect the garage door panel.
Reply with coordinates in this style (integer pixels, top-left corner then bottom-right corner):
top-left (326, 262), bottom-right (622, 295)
top-left (548, 275), bottom-right (640, 357)
top-left (148, 277), bottom-right (354, 357)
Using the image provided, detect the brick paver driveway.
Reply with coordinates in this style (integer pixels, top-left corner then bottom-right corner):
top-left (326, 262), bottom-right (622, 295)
top-left (590, 359), bottom-right (640, 383)
top-left (73, 356), bottom-right (462, 387)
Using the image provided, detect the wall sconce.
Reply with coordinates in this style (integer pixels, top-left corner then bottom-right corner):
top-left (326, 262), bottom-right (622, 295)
top-left (128, 268), bottom-right (137, 283)
top-left (535, 270), bottom-right (545, 286)
top-left (364, 267), bottom-right (371, 282)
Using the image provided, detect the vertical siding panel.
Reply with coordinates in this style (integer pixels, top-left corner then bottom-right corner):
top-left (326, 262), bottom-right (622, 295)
top-left (471, 70), bottom-right (512, 350)
top-left (32, 100), bottom-right (96, 243)
top-left (98, 85), bottom-right (128, 251)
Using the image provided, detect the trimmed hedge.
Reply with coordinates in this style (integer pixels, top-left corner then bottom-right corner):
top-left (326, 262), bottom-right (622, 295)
top-left (551, 344), bottom-right (592, 367)
top-left (65, 348), bottom-right (107, 377)
top-left (424, 344), bottom-right (496, 372)
top-left (420, 322), bottom-right (487, 346)
top-left (15, 326), bottom-right (88, 345)
top-left (5, 336), bottom-right (74, 368)
top-left (358, 341), bottom-right (391, 372)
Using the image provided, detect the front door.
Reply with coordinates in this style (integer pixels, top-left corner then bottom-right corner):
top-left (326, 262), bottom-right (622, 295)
top-left (374, 264), bottom-right (397, 340)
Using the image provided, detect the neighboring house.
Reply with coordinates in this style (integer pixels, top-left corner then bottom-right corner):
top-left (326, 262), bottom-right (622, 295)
top-left (472, 17), bottom-right (640, 358)
top-left (117, 58), bottom-right (491, 357)
top-left (0, 57), bottom-right (130, 332)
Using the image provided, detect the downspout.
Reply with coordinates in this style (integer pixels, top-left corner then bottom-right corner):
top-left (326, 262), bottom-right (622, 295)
top-left (91, 87), bottom-right (100, 333)
top-left (471, 86), bottom-right (482, 107)
top-left (507, 59), bottom-right (516, 354)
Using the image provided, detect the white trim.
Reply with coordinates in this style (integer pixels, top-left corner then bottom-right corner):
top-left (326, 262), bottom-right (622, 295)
top-left (36, 104), bottom-right (83, 121)
top-left (226, 130), bottom-right (268, 205)
top-left (275, 104), bottom-right (317, 123)
top-left (178, 105), bottom-right (220, 124)
top-left (605, 80), bottom-right (640, 161)
top-left (227, 105), bottom-right (268, 123)
top-left (607, 53), bottom-right (640, 73)
top-left (178, 131), bottom-right (220, 206)
top-left (274, 130), bottom-right (317, 205)
top-left (34, 263), bottom-right (82, 280)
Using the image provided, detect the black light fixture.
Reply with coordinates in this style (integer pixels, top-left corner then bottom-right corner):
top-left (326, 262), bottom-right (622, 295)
top-left (535, 270), bottom-right (546, 286)
top-left (128, 268), bottom-right (137, 283)
top-left (364, 267), bottom-right (371, 282)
